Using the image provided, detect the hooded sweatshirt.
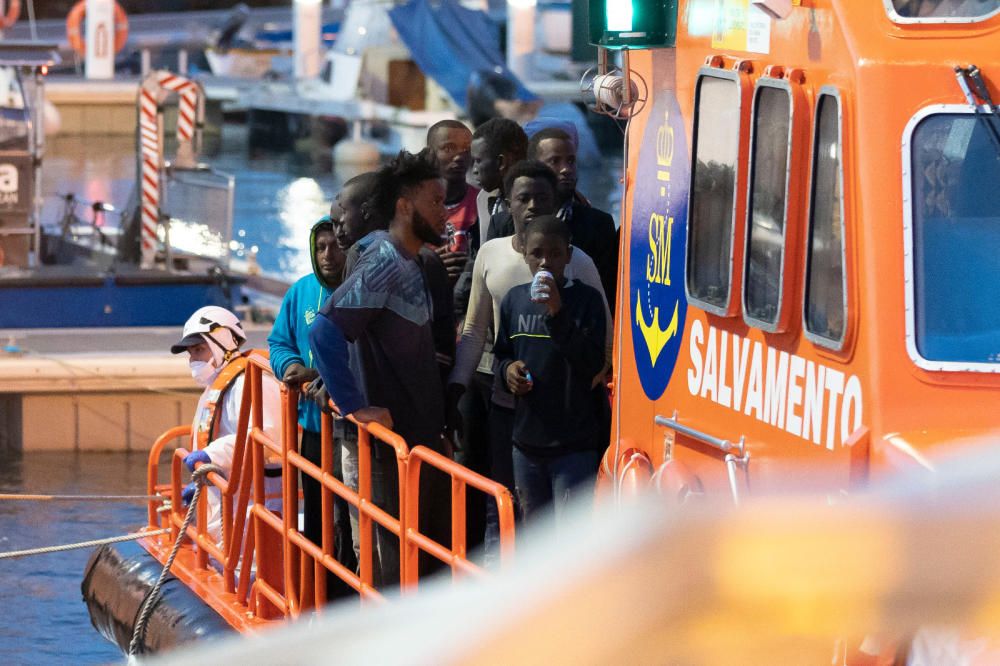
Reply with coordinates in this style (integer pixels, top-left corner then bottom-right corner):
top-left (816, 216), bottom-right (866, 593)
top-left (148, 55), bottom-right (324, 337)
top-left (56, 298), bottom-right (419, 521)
top-left (268, 217), bottom-right (341, 433)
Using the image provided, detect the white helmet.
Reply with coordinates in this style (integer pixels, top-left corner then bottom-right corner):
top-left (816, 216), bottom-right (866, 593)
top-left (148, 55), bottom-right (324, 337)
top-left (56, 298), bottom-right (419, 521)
top-left (171, 306), bottom-right (246, 357)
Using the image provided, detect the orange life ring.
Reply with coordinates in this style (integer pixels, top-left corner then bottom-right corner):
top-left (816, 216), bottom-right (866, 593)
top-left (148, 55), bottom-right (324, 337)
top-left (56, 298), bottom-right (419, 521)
top-left (66, 1), bottom-right (129, 58)
top-left (0, 0), bottom-right (19, 30)
top-left (652, 459), bottom-right (704, 505)
top-left (616, 448), bottom-right (654, 498)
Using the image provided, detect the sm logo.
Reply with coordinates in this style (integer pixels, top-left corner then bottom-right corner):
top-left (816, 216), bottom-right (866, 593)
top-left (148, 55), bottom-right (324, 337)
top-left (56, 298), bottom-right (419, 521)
top-left (629, 90), bottom-right (689, 401)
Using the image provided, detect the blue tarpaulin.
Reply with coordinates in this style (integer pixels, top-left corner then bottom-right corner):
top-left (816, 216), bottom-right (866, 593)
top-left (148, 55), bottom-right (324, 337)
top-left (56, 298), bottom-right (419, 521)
top-left (388, 0), bottom-right (538, 109)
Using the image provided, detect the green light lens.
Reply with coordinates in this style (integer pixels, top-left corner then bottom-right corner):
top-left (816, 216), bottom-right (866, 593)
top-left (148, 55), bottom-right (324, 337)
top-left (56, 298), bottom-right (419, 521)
top-left (606, 0), bottom-right (633, 32)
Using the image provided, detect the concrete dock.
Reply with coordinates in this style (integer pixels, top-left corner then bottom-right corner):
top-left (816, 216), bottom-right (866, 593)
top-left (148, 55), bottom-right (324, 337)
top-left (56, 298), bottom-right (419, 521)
top-left (0, 325), bottom-right (270, 452)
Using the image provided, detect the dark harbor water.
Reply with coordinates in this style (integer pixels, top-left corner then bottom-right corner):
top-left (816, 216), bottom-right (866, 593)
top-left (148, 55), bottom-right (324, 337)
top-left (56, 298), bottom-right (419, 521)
top-left (0, 451), bottom-right (150, 664)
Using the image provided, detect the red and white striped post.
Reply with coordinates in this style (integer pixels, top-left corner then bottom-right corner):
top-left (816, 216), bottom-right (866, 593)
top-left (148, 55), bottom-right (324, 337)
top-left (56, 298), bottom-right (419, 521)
top-left (137, 71), bottom-right (204, 268)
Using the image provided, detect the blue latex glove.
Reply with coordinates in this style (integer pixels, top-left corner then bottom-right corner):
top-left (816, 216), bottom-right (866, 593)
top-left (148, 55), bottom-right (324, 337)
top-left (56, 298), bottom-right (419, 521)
top-left (181, 482), bottom-right (196, 506)
top-left (184, 449), bottom-right (211, 472)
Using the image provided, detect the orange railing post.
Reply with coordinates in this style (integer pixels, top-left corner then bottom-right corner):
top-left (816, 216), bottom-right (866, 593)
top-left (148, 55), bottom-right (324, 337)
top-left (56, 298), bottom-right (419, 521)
top-left (146, 425), bottom-right (191, 528)
top-left (452, 475), bottom-right (468, 563)
top-left (402, 453), bottom-right (422, 589)
top-left (353, 423), bottom-right (409, 595)
top-left (170, 448), bottom-right (184, 542)
top-left (357, 425), bottom-right (374, 593)
top-left (284, 378), bottom-right (301, 600)
top-left (219, 374), bottom-right (249, 557)
top-left (318, 407), bottom-right (335, 607)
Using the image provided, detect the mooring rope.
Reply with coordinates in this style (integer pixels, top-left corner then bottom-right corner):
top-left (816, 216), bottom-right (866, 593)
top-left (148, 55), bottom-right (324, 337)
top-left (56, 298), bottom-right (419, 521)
top-left (0, 528), bottom-right (171, 561)
top-left (0, 493), bottom-right (162, 502)
top-left (128, 463), bottom-right (223, 659)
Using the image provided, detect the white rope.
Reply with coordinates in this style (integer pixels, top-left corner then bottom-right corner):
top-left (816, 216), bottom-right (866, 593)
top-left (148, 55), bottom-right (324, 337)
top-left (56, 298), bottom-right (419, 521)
top-left (0, 528), bottom-right (170, 561)
top-left (128, 463), bottom-right (223, 658)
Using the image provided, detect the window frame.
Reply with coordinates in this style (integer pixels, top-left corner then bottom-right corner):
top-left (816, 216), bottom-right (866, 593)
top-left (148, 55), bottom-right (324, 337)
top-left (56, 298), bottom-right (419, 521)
top-left (742, 78), bottom-right (795, 332)
top-left (882, 0), bottom-right (1000, 24)
top-left (802, 87), bottom-right (849, 351)
top-left (901, 103), bottom-right (1000, 373)
top-left (685, 67), bottom-right (749, 317)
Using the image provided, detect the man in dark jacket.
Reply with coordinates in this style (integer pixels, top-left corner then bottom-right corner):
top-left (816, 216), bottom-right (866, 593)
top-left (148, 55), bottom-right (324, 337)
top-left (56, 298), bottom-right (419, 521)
top-left (493, 215), bottom-right (606, 523)
top-left (529, 128), bottom-right (619, 310)
top-left (309, 151), bottom-right (452, 587)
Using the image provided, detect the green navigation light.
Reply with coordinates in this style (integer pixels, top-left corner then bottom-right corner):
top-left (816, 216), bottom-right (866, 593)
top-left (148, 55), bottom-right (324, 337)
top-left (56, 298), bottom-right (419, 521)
top-left (590, 0), bottom-right (676, 49)
top-left (606, 0), bottom-right (634, 32)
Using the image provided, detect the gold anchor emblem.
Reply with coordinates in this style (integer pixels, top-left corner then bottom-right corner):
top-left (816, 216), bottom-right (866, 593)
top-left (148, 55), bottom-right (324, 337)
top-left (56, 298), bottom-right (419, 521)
top-left (636, 293), bottom-right (679, 366)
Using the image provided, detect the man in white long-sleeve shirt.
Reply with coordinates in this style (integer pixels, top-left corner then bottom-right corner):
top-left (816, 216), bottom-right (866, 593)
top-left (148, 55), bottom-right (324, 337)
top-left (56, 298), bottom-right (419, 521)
top-left (448, 160), bottom-right (611, 562)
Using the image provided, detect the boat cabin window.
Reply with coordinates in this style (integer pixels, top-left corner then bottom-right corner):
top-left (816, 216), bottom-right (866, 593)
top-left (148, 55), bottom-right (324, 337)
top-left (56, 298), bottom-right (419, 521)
top-left (804, 92), bottom-right (847, 348)
top-left (907, 111), bottom-right (1000, 367)
top-left (886, 0), bottom-right (1000, 21)
top-left (687, 73), bottom-right (741, 313)
top-left (0, 66), bottom-right (28, 151)
top-left (744, 83), bottom-right (792, 329)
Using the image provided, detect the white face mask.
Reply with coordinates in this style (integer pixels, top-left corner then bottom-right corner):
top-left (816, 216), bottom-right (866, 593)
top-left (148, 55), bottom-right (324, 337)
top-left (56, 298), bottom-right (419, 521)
top-left (189, 359), bottom-right (218, 387)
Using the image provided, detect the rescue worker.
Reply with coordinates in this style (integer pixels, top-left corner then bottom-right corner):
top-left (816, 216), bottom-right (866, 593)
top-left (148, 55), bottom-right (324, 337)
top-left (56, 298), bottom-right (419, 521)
top-left (172, 306), bottom-right (281, 544)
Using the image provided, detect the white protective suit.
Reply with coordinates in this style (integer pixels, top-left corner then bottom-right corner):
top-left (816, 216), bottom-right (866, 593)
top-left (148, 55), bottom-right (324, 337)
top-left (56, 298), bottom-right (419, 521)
top-left (193, 369), bottom-right (284, 544)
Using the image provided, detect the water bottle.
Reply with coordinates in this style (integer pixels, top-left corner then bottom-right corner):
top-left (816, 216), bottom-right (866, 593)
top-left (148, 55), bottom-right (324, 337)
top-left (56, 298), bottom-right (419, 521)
top-left (531, 270), bottom-right (553, 302)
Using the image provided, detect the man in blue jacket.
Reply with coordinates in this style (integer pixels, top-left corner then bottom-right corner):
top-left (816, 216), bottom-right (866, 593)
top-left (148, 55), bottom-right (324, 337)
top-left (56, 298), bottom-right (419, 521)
top-left (267, 215), bottom-right (354, 599)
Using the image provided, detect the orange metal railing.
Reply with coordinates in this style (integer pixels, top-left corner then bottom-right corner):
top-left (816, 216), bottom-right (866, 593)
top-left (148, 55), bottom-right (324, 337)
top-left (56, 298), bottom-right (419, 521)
top-left (403, 446), bottom-right (517, 587)
top-left (145, 349), bottom-right (516, 623)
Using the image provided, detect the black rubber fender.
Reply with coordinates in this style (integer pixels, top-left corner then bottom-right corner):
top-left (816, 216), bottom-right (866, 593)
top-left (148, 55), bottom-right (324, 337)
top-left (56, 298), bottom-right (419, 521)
top-left (81, 541), bottom-right (233, 656)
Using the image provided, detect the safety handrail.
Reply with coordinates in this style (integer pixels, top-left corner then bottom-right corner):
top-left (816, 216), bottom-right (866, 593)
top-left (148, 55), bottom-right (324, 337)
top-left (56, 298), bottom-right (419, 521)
top-left (654, 412), bottom-right (746, 456)
top-left (403, 445), bottom-right (516, 587)
top-left (146, 425), bottom-right (191, 527)
top-left (654, 411), bottom-right (750, 505)
top-left (144, 348), bottom-right (516, 623)
top-left (241, 352), bottom-right (412, 611)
